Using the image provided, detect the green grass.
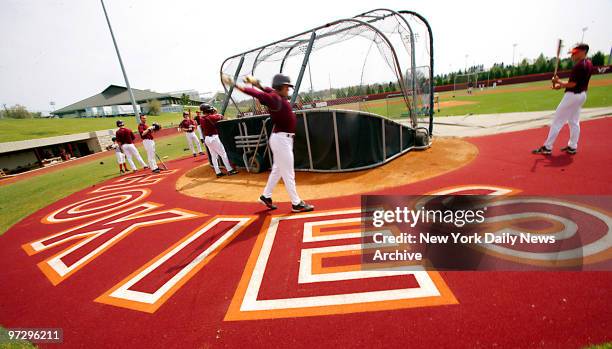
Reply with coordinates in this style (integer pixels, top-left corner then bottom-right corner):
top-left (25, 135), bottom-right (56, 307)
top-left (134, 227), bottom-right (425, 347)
top-left (337, 73), bottom-right (612, 118)
top-left (0, 133), bottom-right (197, 236)
top-left (0, 112), bottom-right (184, 143)
top-left (0, 105), bottom-right (241, 143)
top-left (433, 75), bottom-right (612, 117)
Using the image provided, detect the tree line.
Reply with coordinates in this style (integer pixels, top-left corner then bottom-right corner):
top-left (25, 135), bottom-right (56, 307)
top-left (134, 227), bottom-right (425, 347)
top-left (1, 104), bottom-right (42, 119)
top-left (434, 51), bottom-right (607, 86)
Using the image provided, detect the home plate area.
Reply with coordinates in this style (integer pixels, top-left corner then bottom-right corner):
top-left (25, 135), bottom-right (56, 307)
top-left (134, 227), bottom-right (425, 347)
top-left (1, 117), bottom-right (611, 348)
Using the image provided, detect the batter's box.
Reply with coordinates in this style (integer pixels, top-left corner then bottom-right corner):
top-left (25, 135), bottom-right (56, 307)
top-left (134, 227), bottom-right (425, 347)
top-left (225, 208), bottom-right (457, 321)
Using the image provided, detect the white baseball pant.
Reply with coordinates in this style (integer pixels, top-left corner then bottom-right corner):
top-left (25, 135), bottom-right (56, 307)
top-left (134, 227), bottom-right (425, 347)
top-left (142, 139), bottom-right (158, 170)
top-left (544, 92), bottom-right (587, 150)
top-left (197, 125), bottom-right (204, 141)
top-left (185, 132), bottom-right (202, 154)
top-left (262, 132), bottom-right (302, 205)
top-left (115, 151), bottom-right (126, 164)
top-left (121, 143), bottom-right (147, 170)
top-left (204, 135), bottom-right (233, 174)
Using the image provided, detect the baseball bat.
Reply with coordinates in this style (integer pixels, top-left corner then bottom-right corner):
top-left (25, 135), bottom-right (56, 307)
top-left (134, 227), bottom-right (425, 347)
top-left (155, 152), bottom-right (168, 171)
top-left (552, 39), bottom-right (563, 87)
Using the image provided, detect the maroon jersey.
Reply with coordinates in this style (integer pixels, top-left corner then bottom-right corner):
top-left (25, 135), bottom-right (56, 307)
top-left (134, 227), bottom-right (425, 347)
top-left (115, 127), bottom-right (135, 144)
top-left (138, 123), bottom-right (154, 140)
top-left (242, 86), bottom-right (296, 134)
top-left (201, 113), bottom-right (224, 136)
top-left (566, 58), bottom-right (593, 93)
top-left (180, 119), bottom-right (196, 132)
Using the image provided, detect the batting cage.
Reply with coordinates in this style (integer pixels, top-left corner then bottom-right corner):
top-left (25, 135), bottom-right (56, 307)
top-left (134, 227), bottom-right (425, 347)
top-left (218, 9), bottom-right (434, 173)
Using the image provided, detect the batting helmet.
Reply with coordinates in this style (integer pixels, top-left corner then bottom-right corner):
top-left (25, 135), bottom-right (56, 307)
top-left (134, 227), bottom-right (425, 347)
top-left (116, 120), bottom-right (124, 127)
top-left (200, 103), bottom-right (215, 114)
top-left (272, 74), bottom-right (293, 90)
top-left (111, 137), bottom-right (117, 142)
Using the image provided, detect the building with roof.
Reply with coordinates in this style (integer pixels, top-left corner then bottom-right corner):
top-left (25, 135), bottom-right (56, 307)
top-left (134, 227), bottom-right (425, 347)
top-left (52, 85), bottom-right (202, 118)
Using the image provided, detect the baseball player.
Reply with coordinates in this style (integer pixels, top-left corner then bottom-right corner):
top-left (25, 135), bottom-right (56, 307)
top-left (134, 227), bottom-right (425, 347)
top-left (230, 73), bottom-right (314, 213)
top-left (137, 114), bottom-right (161, 173)
top-left (199, 103), bottom-right (238, 178)
top-left (179, 111), bottom-right (204, 157)
top-left (110, 136), bottom-right (128, 174)
top-left (114, 120), bottom-right (148, 172)
top-left (533, 44), bottom-right (593, 155)
top-left (194, 110), bottom-right (205, 143)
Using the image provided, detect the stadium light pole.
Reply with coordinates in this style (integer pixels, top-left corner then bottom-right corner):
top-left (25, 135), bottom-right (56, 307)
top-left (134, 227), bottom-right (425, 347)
top-left (100, 0), bottom-right (141, 125)
top-left (580, 27), bottom-right (588, 42)
top-left (512, 43), bottom-right (518, 66)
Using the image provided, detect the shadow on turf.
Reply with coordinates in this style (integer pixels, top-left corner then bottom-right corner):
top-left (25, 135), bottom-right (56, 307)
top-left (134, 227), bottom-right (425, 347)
top-left (530, 152), bottom-right (574, 172)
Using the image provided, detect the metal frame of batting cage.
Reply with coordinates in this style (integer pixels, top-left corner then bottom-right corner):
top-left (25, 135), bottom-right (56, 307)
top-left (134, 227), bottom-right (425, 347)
top-left (219, 17), bottom-right (410, 119)
top-left (218, 9), bottom-right (434, 134)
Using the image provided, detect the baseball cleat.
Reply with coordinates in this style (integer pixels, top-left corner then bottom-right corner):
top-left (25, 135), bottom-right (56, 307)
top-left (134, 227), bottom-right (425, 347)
top-left (258, 195), bottom-right (277, 210)
top-left (561, 146), bottom-right (577, 154)
top-left (216, 172), bottom-right (226, 178)
top-left (143, 166), bottom-right (149, 170)
top-left (152, 168), bottom-right (161, 173)
top-left (532, 146), bottom-right (551, 155)
top-left (292, 201), bottom-right (314, 213)
top-left (228, 169), bottom-right (239, 176)
top-left (199, 152), bottom-right (205, 156)
top-left (193, 154), bottom-right (197, 158)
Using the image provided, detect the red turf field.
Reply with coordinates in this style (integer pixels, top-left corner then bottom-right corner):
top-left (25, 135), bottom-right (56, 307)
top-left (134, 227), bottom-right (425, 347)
top-left (1, 117), bottom-right (611, 348)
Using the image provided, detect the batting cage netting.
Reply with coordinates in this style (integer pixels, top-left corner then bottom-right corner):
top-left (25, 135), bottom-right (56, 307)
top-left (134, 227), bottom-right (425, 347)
top-left (220, 9), bottom-right (433, 129)
top-left (216, 9), bottom-right (434, 173)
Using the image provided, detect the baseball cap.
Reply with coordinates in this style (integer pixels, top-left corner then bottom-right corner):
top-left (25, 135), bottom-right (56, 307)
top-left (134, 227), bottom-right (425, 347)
top-left (569, 43), bottom-right (589, 54)
top-left (272, 74), bottom-right (294, 89)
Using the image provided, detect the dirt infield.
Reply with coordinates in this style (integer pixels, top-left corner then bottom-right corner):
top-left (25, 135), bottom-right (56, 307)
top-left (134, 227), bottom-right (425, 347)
top-left (177, 137), bottom-right (477, 202)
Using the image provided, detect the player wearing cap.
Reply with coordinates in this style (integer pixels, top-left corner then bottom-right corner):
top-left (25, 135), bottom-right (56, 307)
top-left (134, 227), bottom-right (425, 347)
top-left (533, 43), bottom-right (593, 155)
top-left (199, 103), bottom-right (238, 178)
top-left (231, 73), bottom-right (314, 213)
top-left (109, 136), bottom-right (128, 174)
top-left (137, 114), bottom-right (161, 173)
top-left (180, 111), bottom-right (204, 157)
top-left (114, 120), bottom-right (148, 172)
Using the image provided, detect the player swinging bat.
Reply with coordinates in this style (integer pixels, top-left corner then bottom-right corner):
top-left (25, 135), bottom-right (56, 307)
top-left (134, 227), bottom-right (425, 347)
top-left (225, 73), bottom-right (314, 213)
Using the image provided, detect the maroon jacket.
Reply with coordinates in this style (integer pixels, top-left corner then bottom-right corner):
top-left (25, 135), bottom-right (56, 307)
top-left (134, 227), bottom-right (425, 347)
top-left (201, 113), bottom-right (224, 136)
top-left (138, 123), bottom-right (154, 140)
top-left (179, 119), bottom-right (197, 133)
top-left (566, 58), bottom-right (593, 93)
top-left (115, 127), bottom-right (135, 144)
top-left (242, 87), bottom-right (296, 134)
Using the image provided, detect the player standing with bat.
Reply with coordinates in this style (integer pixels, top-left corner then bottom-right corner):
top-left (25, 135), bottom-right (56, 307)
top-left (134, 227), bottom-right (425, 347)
top-left (137, 113), bottom-right (161, 173)
top-left (533, 43), bottom-right (593, 155)
top-left (229, 73), bottom-right (314, 212)
top-left (115, 120), bottom-right (148, 173)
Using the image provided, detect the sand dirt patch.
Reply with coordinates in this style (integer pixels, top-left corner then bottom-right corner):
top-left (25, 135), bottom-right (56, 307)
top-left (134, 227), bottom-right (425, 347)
top-left (176, 137), bottom-right (478, 203)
